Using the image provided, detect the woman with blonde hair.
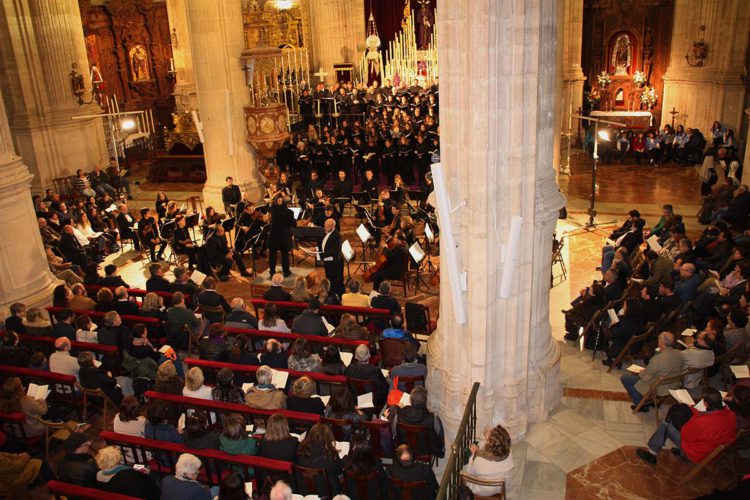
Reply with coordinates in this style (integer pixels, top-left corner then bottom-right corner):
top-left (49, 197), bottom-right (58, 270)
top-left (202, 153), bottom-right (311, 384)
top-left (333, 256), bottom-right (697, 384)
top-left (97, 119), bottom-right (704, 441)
top-left (95, 287), bottom-right (114, 312)
top-left (154, 360), bottom-right (183, 395)
top-left (332, 313), bottom-right (368, 340)
top-left (290, 276), bottom-right (311, 303)
top-left (286, 376), bottom-right (325, 415)
top-left (462, 424), bottom-right (514, 495)
top-left (95, 446), bottom-right (160, 498)
top-left (139, 292), bottom-right (166, 321)
top-left (183, 367), bottom-right (212, 400)
top-left (22, 307), bottom-right (53, 336)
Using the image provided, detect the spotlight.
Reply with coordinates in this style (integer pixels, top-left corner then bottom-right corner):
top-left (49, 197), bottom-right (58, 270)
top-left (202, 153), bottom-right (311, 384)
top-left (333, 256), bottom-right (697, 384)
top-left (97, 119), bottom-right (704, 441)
top-left (598, 130), bottom-right (611, 141)
top-left (121, 119), bottom-right (136, 131)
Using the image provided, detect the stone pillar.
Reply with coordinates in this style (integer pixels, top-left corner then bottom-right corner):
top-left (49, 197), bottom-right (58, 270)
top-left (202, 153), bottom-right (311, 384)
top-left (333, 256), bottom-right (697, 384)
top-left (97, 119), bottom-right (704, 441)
top-left (166, 0), bottom-right (198, 112)
top-left (560, 0), bottom-right (585, 148)
top-left (0, 0), bottom-right (107, 193)
top-left (742, 108), bottom-right (750, 186)
top-left (185, 0), bottom-right (263, 208)
top-left (661, 0), bottom-right (750, 132)
top-left (0, 85), bottom-right (58, 315)
top-left (426, 0), bottom-right (564, 441)
top-left (308, 0), bottom-right (365, 83)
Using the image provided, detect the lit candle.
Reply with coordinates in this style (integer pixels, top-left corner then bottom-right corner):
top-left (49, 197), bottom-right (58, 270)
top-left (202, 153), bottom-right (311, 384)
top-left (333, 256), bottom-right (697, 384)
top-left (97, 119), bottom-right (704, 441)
top-left (169, 57), bottom-right (175, 72)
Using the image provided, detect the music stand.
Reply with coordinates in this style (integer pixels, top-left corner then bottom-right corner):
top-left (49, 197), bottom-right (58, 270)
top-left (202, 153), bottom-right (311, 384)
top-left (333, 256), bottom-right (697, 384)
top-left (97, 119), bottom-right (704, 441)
top-left (408, 242), bottom-right (431, 293)
top-left (248, 225), bottom-right (269, 276)
top-left (352, 223), bottom-right (373, 274)
top-left (222, 217), bottom-right (236, 246)
top-left (341, 239), bottom-right (355, 279)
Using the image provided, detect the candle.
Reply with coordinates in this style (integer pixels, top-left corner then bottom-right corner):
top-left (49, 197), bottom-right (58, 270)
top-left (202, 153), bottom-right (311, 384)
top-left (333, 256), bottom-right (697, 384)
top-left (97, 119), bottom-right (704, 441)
top-left (305, 49), bottom-right (310, 86)
top-left (169, 57), bottom-right (175, 72)
top-left (568, 102), bottom-right (572, 132)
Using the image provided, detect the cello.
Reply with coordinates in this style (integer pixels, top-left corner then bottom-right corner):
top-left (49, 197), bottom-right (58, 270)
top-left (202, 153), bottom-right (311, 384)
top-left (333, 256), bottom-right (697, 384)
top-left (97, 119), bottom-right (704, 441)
top-left (363, 234), bottom-right (403, 283)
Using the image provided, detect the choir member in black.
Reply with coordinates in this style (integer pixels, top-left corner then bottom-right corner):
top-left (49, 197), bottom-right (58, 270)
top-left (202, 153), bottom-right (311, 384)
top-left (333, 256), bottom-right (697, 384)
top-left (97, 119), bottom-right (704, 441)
top-left (172, 215), bottom-right (196, 269)
top-left (313, 204), bottom-right (340, 229)
top-left (381, 137), bottom-right (397, 182)
top-left (350, 88), bottom-right (365, 119)
top-left (312, 138), bottom-right (328, 178)
top-left (234, 204), bottom-right (262, 277)
top-left (333, 169), bottom-right (353, 215)
top-left (334, 87), bottom-right (349, 117)
top-left (298, 89), bottom-right (313, 127)
top-left (392, 174), bottom-right (406, 206)
top-left (137, 208), bottom-right (166, 262)
top-left (116, 204), bottom-right (140, 250)
top-left (268, 195), bottom-right (296, 277)
top-left (371, 232), bottom-right (408, 291)
top-left (414, 135), bottom-right (432, 179)
top-left (314, 83), bottom-right (331, 127)
top-left (206, 225), bottom-right (233, 281)
top-left (419, 171), bottom-right (435, 208)
top-left (221, 176), bottom-right (241, 216)
top-left (362, 168), bottom-right (379, 202)
top-left (319, 218), bottom-right (346, 297)
top-left (351, 136), bottom-right (365, 181)
top-left (397, 136), bottom-right (415, 185)
top-left (155, 191), bottom-right (169, 219)
top-left (276, 171), bottom-right (291, 197)
top-left (295, 142), bottom-right (311, 178)
top-left (363, 136), bottom-right (380, 178)
top-left (339, 137), bottom-right (352, 180)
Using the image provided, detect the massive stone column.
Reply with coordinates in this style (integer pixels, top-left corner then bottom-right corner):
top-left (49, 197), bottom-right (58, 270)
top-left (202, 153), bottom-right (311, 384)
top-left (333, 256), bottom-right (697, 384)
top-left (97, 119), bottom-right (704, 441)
top-left (0, 85), bottom-right (58, 314)
top-left (0, 0), bottom-right (107, 193)
top-left (560, 0), bottom-right (585, 145)
top-left (185, 0), bottom-right (263, 208)
top-left (166, 0), bottom-right (198, 112)
top-left (661, 0), bottom-right (750, 132)
top-left (308, 0), bottom-right (365, 83)
top-left (426, 0), bottom-right (564, 440)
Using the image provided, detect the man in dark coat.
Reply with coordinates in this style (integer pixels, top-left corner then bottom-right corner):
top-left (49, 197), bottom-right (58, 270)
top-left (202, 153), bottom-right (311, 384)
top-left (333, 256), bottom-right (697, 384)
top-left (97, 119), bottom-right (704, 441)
top-left (267, 196), bottom-right (296, 277)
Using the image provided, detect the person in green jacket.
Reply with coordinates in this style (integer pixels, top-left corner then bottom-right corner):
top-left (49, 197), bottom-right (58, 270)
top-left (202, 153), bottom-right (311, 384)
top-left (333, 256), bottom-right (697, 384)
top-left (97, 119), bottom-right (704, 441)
top-left (219, 413), bottom-right (257, 477)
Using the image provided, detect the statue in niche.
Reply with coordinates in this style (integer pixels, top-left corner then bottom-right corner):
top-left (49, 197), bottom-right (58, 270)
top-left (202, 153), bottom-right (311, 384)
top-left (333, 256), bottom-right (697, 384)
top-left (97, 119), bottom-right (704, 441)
top-left (129, 45), bottom-right (150, 82)
top-left (611, 34), bottom-right (631, 76)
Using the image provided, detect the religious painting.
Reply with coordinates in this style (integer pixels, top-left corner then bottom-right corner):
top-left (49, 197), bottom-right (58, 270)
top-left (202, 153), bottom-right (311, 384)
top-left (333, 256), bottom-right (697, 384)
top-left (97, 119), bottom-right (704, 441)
top-left (129, 44), bottom-right (151, 82)
top-left (615, 88), bottom-right (625, 105)
top-left (611, 33), bottom-right (632, 75)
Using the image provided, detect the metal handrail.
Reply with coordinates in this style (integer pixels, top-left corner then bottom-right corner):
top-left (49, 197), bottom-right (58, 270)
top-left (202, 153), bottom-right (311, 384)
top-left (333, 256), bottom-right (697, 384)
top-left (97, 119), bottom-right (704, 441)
top-left (436, 382), bottom-right (480, 499)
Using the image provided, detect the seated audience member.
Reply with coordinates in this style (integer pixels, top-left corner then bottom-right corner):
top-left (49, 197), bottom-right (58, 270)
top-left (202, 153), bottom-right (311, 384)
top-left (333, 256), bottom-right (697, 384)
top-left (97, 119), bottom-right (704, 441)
top-left (57, 432), bottom-right (97, 487)
top-left (22, 307), bottom-right (52, 336)
top-left (290, 276), bottom-right (312, 303)
top-left (296, 423), bottom-right (343, 494)
top-left (342, 432), bottom-right (385, 478)
top-left (49, 337), bottom-right (81, 379)
top-left (390, 386), bottom-right (445, 458)
top-left (600, 217), bottom-right (646, 272)
top-left (342, 278), bottom-right (370, 307)
top-left (288, 337), bottom-right (322, 372)
top-left (225, 297), bottom-right (258, 329)
top-left (212, 367), bottom-right (245, 405)
top-left (323, 386), bottom-right (364, 439)
top-left (69, 283), bottom-right (95, 310)
top-left (166, 292), bottom-right (201, 346)
top-left (128, 324), bottom-right (160, 361)
top-left (608, 210), bottom-right (639, 241)
top-left (95, 287), bottom-right (115, 312)
top-left (462, 425), bottom-right (514, 496)
top-left (100, 264), bottom-right (130, 288)
top-left (642, 250), bottom-right (674, 287)
top-left (0, 331), bottom-right (30, 367)
top-left (94, 446), bottom-right (160, 499)
top-left (183, 411), bottom-right (220, 450)
top-left (602, 299), bottom-right (644, 368)
top-left (78, 351), bottom-right (123, 404)
top-left (563, 284), bottom-right (607, 341)
top-left (258, 414), bottom-right (298, 461)
top-left (287, 376), bottom-right (325, 414)
top-left (219, 414), bottom-right (258, 471)
top-left (245, 365), bottom-right (286, 409)
top-left (263, 273), bottom-right (292, 301)
top-left (144, 400), bottom-right (182, 446)
top-left (646, 205), bottom-right (674, 240)
top-left (51, 308), bottom-right (76, 339)
top-left (636, 388), bottom-right (736, 465)
top-left (711, 184), bottom-right (750, 226)
top-left (682, 332), bottom-right (716, 399)
top-left (382, 314), bottom-right (420, 348)
top-left (724, 308), bottom-right (750, 349)
top-left (259, 303), bottom-right (290, 333)
top-left (161, 453), bottom-right (213, 500)
top-left (145, 263), bottom-right (171, 292)
top-left (371, 282), bottom-right (402, 319)
top-left (28, 352), bottom-right (48, 371)
top-left (195, 278), bottom-right (231, 323)
top-left (345, 344), bottom-right (389, 408)
top-left (269, 481), bottom-right (293, 500)
top-left (609, 247), bottom-right (632, 287)
top-left (602, 268), bottom-right (623, 302)
top-left (217, 472), bottom-right (251, 500)
top-left (139, 293), bottom-right (166, 321)
top-left (321, 346), bottom-right (347, 375)
top-left (620, 332), bottom-right (683, 411)
top-left (113, 396), bottom-right (146, 437)
top-left (0, 377), bottom-right (47, 437)
top-left (318, 278), bottom-right (341, 305)
top-left (184, 367), bottom-right (213, 400)
top-left (292, 297), bottom-right (328, 336)
top-left (98, 311), bottom-right (131, 350)
top-left (170, 267), bottom-right (199, 306)
top-left (386, 444), bottom-right (439, 497)
top-left (674, 263), bottom-right (702, 302)
top-left (4, 303), bottom-right (26, 334)
top-left (643, 278), bottom-right (681, 324)
top-left (155, 360), bottom-right (184, 395)
top-left (198, 323), bottom-right (228, 362)
top-left (112, 286), bottom-right (139, 316)
top-left (227, 336), bottom-right (260, 366)
top-left (75, 315), bottom-right (97, 343)
top-left (391, 343), bottom-right (427, 390)
top-left (332, 313), bottom-right (369, 340)
top-left (259, 339), bottom-right (289, 369)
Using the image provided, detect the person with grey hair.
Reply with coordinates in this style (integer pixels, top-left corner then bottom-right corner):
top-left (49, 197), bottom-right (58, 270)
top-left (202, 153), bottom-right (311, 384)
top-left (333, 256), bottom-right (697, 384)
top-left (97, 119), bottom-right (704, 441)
top-left (344, 343), bottom-right (389, 408)
top-left (161, 453), bottom-right (214, 500)
top-left (225, 297), bottom-right (258, 329)
top-left (112, 286), bottom-right (139, 316)
top-left (98, 311), bottom-right (132, 350)
top-left (390, 385), bottom-right (446, 458)
top-left (264, 273), bottom-right (292, 301)
top-left (269, 481), bottom-right (293, 500)
top-left (245, 365), bottom-right (287, 410)
top-left (620, 331), bottom-right (683, 411)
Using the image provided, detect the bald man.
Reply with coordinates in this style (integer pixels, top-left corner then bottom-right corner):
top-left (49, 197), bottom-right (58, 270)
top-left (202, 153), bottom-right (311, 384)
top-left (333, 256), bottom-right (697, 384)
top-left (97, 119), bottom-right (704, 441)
top-left (319, 218), bottom-right (345, 296)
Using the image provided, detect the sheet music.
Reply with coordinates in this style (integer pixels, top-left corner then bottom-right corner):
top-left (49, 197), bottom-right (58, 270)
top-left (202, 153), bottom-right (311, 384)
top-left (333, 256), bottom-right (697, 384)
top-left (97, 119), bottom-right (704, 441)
top-left (242, 383), bottom-right (254, 393)
top-left (646, 235), bottom-right (662, 252)
top-left (340, 351), bottom-right (354, 366)
top-left (271, 369), bottom-right (289, 388)
top-left (607, 309), bottom-right (619, 324)
top-left (191, 270), bottom-right (207, 286)
top-left (409, 242), bottom-right (426, 264)
top-left (290, 207), bottom-right (302, 219)
top-left (341, 240), bottom-right (355, 261)
top-left (425, 223), bottom-right (434, 242)
top-left (356, 392), bottom-right (374, 409)
top-left (335, 441), bottom-right (350, 459)
top-left (322, 316), bottom-right (335, 334)
top-left (356, 224), bottom-right (371, 243)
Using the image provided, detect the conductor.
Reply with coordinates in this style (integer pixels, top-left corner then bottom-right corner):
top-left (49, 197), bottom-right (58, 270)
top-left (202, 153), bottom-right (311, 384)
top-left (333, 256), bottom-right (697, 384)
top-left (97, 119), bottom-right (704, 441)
top-left (319, 218), bottom-right (345, 296)
top-left (268, 195), bottom-right (296, 277)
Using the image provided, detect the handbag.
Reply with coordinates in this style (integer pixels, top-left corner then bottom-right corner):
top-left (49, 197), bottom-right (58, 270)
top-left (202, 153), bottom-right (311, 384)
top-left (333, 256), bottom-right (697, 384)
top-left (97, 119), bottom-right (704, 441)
top-left (387, 376), bottom-right (404, 406)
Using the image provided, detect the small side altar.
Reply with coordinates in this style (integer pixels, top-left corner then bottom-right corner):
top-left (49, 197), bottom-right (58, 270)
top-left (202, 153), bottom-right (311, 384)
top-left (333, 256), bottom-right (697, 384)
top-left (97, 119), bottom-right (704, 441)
top-left (590, 110), bottom-right (654, 129)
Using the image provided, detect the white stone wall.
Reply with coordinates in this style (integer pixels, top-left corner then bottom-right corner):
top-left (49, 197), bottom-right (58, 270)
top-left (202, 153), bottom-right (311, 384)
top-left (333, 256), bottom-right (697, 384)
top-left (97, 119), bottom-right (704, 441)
top-left (307, 0), bottom-right (365, 83)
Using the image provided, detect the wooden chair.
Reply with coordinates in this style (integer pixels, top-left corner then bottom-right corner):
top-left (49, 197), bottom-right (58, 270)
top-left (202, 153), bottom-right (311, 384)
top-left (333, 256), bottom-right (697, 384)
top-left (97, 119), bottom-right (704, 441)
top-left (388, 254), bottom-right (411, 298)
top-left (460, 471), bottom-right (506, 500)
top-left (380, 338), bottom-right (409, 368)
top-left (321, 416), bottom-right (353, 442)
top-left (292, 464), bottom-right (333, 497)
top-left (395, 421), bottom-right (436, 465)
top-left (198, 304), bottom-right (226, 324)
top-left (404, 302), bottom-right (436, 343)
top-left (344, 469), bottom-right (385, 500)
top-left (631, 370), bottom-right (690, 420)
top-left (388, 477), bottom-right (428, 500)
top-left (37, 417), bottom-right (70, 461)
top-left (713, 342), bottom-right (748, 390)
top-left (348, 377), bottom-right (376, 397)
top-left (607, 328), bottom-right (652, 373)
top-left (683, 442), bottom-right (731, 482)
top-left (359, 419), bottom-right (393, 459)
top-left (76, 383), bottom-right (117, 428)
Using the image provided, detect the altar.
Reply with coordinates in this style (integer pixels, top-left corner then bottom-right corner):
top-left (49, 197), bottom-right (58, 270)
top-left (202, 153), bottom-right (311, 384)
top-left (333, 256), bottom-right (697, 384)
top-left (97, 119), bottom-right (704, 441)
top-left (590, 110), bottom-right (654, 130)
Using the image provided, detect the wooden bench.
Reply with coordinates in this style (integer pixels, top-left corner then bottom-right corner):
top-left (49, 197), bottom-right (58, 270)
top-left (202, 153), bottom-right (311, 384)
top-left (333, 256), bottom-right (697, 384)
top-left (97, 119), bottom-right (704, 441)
top-left (223, 326), bottom-right (368, 353)
top-left (47, 480), bottom-right (142, 500)
top-left (0, 365), bottom-right (82, 418)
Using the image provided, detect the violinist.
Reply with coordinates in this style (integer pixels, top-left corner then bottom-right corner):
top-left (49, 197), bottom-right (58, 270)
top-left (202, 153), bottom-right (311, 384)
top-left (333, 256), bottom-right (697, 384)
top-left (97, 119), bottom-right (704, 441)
top-left (276, 171), bottom-right (291, 197)
top-left (172, 214), bottom-right (196, 269)
top-left (164, 200), bottom-right (182, 222)
top-left (235, 191), bottom-right (252, 216)
top-left (206, 225), bottom-right (233, 281)
top-left (155, 191), bottom-right (169, 219)
top-left (138, 208), bottom-right (166, 261)
top-left (306, 188), bottom-right (328, 220)
top-left (233, 203), bottom-right (263, 277)
top-left (381, 137), bottom-right (397, 182)
top-left (370, 231), bottom-right (407, 291)
top-left (201, 206), bottom-right (223, 237)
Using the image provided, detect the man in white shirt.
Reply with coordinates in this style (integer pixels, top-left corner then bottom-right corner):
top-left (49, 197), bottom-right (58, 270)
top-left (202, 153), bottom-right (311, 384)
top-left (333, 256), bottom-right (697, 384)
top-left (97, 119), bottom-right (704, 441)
top-left (49, 337), bottom-right (81, 380)
top-left (318, 218), bottom-right (345, 296)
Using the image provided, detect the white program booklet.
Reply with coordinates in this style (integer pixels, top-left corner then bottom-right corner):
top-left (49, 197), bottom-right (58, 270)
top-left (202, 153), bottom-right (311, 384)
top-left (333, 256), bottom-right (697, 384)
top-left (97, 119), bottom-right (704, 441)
top-left (27, 383), bottom-right (50, 400)
top-left (730, 365), bottom-right (750, 379)
top-left (399, 392), bottom-right (411, 407)
top-left (626, 364), bottom-right (645, 374)
top-left (322, 316), bottom-right (335, 334)
top-left (242, 383), bottom-right (254, 393)
top-left (191, 270), bottom-right (207, 286)
top-left (340, 351), bottom-right (354, 366)
top-left (271, 369), bottom-right (290, 388)
top-left (647, 235), bottom-right (662, 252)
top-left (607, 309), bottom-right (619, 324)
top-left (669, 389), bottom-right (695, 406)
top-left (381, 368), bottom-right (390, 378)
top-left (335, 441), bottom-right (350, 459)
top-left (356, 392), bottom-right (375, 409)
top-left (681, 328), bottom-right (697, 337)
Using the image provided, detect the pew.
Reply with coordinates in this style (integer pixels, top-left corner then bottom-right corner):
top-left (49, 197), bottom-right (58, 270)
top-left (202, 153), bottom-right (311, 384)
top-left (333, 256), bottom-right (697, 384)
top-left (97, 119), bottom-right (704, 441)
top-left (0, 365), bottom-right (81, 417)
top-left (223, 326), bottom-right (368, 353)
top-left (47, 481), bottom-right (142, 500)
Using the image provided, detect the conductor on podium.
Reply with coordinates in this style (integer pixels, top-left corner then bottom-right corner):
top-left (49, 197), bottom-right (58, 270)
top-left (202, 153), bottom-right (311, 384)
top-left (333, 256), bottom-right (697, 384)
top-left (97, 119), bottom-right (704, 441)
top-left (319, 218), bottom-right (345, 296)
top-left (268, 195), bottom-right (296, 277)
